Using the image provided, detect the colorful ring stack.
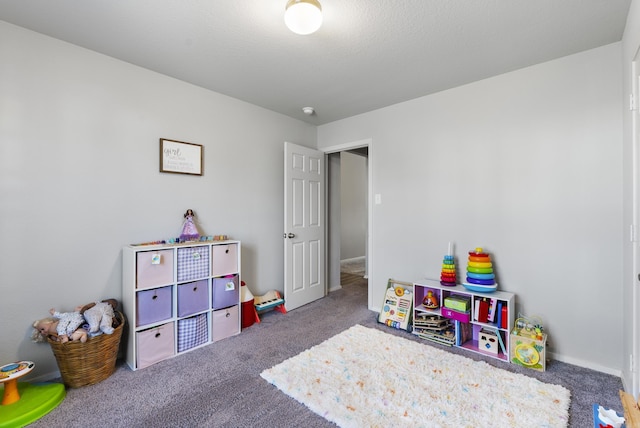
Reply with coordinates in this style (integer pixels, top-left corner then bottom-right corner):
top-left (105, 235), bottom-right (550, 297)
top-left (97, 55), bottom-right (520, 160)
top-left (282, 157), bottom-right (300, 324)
top-left (440, 254), bottom-right (457, 286)
top-left (463, 247), bottom-right (498, 292)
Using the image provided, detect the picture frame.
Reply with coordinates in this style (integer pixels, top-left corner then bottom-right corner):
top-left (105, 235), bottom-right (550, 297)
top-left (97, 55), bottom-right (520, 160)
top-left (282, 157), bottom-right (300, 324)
top-left (159, 138), bottom-right (203, 176)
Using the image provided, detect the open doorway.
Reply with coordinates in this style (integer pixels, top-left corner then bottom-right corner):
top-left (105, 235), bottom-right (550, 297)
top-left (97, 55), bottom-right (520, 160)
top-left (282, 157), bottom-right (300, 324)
top-left (327, 146), bottom-right (369, 296)
top-left (339, 148), bottom-right (368, 278)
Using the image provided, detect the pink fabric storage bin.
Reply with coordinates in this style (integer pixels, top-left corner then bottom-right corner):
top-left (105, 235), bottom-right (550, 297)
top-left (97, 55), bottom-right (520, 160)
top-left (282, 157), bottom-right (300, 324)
top-left (136, 286), bottom-right (173, 327)
top-left (136, 249), bottom-right (174, 289)
top-left (177, 313), bottom-right (208, 352)
top-left (177, 246), bottom-right (210, 282)
top-left (136, 323), bottom-right (175, 369)
top-left (177, 280), bottom-right (209, 317)
top-left (441, 307), bottom-right (470, 323)
top-left (212, 275), bottom-right (239, 310)
top-left (211, 243), bottom-right (238, 276)
top-left (211, 305), bottom-right (239, 342)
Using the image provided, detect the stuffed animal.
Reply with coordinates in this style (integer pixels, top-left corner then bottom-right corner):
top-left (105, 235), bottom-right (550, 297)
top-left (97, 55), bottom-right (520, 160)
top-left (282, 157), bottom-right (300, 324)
top-left (80, 299), bottom-right (118, 336)
top-left (32, 316), bottom-right (88, 343)
top-left (48, 308), bottom-right (86, 343)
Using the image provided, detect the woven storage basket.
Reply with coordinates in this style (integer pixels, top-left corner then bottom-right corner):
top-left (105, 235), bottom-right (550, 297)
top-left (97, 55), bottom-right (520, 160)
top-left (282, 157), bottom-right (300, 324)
top-left (48, 311), bottom-right (124, 388)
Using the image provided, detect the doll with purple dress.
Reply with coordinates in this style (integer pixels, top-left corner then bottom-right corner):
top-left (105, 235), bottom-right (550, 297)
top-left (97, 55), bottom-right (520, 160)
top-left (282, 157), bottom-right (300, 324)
top-left (180, 209), bottom-right (200, 241)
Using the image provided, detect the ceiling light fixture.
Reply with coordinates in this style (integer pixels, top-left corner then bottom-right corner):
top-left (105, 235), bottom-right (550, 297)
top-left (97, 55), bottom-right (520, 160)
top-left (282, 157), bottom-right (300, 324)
top-left (284, 0), bottom-right (322, 35)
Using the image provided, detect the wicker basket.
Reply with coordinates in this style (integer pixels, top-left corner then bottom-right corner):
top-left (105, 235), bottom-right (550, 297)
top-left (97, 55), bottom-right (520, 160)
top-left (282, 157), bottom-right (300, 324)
top-left (48, 311), bottom-right (124, 388)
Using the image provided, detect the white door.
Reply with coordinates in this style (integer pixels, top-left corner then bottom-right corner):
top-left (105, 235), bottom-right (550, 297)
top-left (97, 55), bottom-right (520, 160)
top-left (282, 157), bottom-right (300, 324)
top-left (284, 142), bottom-right (325, 310)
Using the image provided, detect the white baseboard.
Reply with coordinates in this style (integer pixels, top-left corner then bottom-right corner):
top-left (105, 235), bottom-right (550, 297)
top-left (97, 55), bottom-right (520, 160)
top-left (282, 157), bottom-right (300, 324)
top-left (548, 351), bottom-right (621, 377)
top-left (368, 308), bottom-right (621, 378)
top-left (30, 369), bottom-right (61, 383)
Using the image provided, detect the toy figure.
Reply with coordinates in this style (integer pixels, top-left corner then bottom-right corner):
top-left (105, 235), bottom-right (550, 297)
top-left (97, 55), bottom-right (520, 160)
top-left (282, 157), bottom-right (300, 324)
top-left (180, 209), bottom-right (200, 242)
top-left (31, 317), bottom-right (88, 343)
top-left (80, 299), bottom-right (118, 336)
top-left (48, 308), bottom-right (85, 343)
top-left (423, 290), bottom-right (439, 309)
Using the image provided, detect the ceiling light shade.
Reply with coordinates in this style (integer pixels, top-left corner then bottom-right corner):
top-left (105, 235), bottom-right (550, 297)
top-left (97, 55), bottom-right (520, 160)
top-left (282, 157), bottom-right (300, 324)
top-left (284, 0), bottom-right (322, 35)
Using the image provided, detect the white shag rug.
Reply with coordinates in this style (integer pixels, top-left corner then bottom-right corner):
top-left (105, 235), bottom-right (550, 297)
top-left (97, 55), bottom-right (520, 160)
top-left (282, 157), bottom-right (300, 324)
top-left (261, 324), bottom-right (570, 428)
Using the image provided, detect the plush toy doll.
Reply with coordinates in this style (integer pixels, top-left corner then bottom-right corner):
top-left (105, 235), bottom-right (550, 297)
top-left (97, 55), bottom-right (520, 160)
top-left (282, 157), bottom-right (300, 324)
top-left (31, 316), bottom-right (88, 343)
top-left (48, 308), bottom-right (86, 343)
top-left (80, 299), bottom-right (118, 336)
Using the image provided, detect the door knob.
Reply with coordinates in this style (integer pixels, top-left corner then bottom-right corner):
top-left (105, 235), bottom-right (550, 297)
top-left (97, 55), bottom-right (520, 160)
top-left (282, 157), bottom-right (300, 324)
top-left (283, 233), bottom-right (295, 239)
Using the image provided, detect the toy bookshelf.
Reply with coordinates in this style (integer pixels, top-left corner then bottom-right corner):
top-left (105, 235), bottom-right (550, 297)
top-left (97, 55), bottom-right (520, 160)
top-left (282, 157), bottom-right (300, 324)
top-left (413, 278), bottom-right (515, 362)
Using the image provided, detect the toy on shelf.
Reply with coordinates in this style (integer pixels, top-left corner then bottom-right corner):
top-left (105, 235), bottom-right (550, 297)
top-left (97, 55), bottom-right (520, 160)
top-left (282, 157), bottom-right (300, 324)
top-left (462, 247), bottom-right (497, 293)
top-left (180, 209), bottom-right (201, 242)
top-left (378, 279), bottom-right (414, 331)
top-left (412, 313), bottom-right (455, 346)
top-left (440, 242), bottom-right (457, 286)
top-left (423, 290), bottom-right (439, 309)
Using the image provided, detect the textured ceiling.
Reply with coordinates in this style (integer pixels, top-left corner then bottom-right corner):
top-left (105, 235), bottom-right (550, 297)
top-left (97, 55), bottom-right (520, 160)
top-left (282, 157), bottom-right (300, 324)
top-left (0, 0), bottom-right (632, 125)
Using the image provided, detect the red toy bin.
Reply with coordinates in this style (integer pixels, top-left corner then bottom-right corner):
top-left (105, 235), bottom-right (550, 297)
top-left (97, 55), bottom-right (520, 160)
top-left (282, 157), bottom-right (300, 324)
top-left (241, 298), bottom-right (255, 329)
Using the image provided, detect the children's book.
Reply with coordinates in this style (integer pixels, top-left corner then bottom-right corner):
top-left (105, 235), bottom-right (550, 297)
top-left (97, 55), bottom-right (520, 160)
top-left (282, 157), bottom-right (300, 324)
top-left (487, 298), bottom-right (497, 323)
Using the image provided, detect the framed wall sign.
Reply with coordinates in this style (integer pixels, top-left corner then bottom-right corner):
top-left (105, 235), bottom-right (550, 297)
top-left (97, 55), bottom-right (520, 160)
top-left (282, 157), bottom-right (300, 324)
top-left (160, 138), bottom-right (203, 176)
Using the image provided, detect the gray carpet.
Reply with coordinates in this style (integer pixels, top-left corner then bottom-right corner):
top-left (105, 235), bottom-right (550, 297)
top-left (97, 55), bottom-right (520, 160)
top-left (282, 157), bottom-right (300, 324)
top-left (30, 273), bottom-right (623, 427)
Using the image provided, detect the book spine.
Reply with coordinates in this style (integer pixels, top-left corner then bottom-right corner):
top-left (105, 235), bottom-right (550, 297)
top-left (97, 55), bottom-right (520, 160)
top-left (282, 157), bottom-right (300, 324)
top-left (478, 299), bottom-right (489, 323)
top-left (488, 298), bottom-right (497, 322)
top-left (500, 305), bottom-right (508, 329)
top-left (495, 329), bottom-right (506, 355)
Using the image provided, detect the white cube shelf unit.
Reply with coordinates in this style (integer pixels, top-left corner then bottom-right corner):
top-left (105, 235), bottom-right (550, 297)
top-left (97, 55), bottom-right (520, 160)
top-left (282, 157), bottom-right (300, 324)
top-left (413, 278), bottom-right (515, 362)
top-left (123, 240), bottom-right (241, 370)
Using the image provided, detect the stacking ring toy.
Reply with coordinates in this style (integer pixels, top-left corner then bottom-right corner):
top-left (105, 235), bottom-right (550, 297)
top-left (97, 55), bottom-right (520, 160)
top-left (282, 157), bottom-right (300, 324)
top-left (467, 278), bottom-right (496, 285)
top-left (467, 266), bottom-right (493, 274)
top-left (469, 250), bottom-right (487, 256)
top-left (468, 261), bottom-right (492, 268)
top-left (469, 255), bottom-right (490, 262)
top-left (467, 272), bottom-right (495, 280)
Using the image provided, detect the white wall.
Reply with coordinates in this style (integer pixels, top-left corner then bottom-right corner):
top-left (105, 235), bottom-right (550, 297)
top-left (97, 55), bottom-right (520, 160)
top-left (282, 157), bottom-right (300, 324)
top-left (318, 43), bottom-right (624, 373)
top-left (0, 21), bottom-right (316, 378)
top-left (621, 0), bottom-right (640, 395)
top-left (340, 151), bottom-right (367, 260)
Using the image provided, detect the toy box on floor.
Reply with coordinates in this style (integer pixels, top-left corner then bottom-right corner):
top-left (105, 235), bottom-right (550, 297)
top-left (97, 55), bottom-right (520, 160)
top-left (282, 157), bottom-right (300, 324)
top-left (510, 322), bottom-right (547, 372)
